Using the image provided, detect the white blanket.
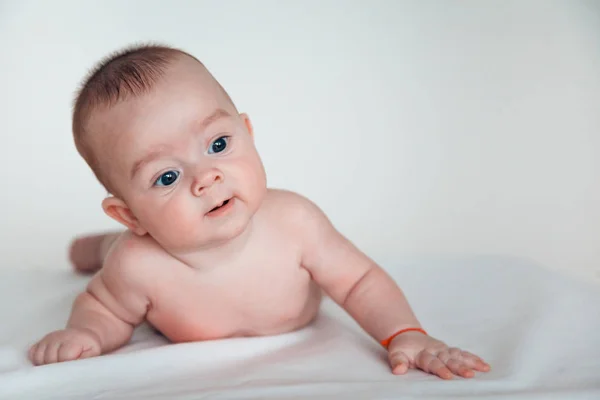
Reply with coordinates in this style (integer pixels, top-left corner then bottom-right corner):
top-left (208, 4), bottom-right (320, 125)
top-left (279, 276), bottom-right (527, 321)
top-left (1, 256), bottom-right (599, 399)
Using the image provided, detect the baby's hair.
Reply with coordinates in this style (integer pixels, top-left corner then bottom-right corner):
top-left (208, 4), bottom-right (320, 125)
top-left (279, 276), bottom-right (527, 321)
top-left (74, 42), bottom-right (178, 110)
top-left (72, 42), bottom-right (189, 194)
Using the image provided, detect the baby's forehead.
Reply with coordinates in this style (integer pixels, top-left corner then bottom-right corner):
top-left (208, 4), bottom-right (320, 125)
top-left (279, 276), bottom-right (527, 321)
top-left (95, 81), bottom-right (228, 139)
top-left (88, 80), bottom-right (232, 168)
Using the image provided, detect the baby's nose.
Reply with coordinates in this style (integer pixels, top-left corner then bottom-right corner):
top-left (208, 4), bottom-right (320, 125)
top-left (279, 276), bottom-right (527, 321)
top-left (192, 168), bottom-right (223, 196)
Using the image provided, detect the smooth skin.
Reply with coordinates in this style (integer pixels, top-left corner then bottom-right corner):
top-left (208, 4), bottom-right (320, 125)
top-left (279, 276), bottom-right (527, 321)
top-left (29, 54), bottom-right (490, 379)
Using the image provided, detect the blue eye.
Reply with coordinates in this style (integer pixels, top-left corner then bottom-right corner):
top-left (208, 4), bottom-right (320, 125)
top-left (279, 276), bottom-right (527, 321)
top-left (154, 170), bottom-right (179, 187)
top-left (208, 136), bottom-right (229, 154)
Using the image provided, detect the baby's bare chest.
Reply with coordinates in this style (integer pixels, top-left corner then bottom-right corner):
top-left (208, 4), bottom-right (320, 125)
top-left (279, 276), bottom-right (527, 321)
top-left (146, 237), bottom-right (321, 342)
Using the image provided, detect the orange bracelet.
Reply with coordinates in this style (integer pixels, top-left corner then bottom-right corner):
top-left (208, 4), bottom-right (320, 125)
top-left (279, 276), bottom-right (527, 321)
top-left (380, 327), bottom-right (428, 349)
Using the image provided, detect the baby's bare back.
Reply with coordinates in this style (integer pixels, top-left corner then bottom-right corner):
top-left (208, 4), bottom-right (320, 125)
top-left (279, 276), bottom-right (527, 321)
top-left (107, 189), bottom-right (322, 343)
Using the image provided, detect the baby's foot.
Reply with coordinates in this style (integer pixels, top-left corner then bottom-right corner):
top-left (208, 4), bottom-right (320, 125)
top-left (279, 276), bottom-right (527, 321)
top-left (68, 233), bottom-right (119, 273)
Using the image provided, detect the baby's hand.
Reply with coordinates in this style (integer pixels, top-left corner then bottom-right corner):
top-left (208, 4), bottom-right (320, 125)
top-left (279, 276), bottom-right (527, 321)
top-left (387, 331), bottom-right (490, 379)
top-left (28, 328), bottom-right (102, 366)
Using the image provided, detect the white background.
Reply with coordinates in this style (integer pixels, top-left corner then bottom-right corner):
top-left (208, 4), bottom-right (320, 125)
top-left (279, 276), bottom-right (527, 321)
top-left (0, 0), bottom-right (598, 281)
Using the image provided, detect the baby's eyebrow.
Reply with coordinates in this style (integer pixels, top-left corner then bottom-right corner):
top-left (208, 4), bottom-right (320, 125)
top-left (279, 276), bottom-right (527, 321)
top-left (130, 109), bottom-right (231, 179)
top-left (196, 108), bottom-right (231, 132)
top-left (130, 147), bottom-right (171, 180)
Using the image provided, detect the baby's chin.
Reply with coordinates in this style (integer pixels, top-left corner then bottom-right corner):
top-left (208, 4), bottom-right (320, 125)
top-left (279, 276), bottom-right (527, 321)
top-left (207, 209), bottom-right (254, 244)
top-left (159, 216), bottom-right (253, 252)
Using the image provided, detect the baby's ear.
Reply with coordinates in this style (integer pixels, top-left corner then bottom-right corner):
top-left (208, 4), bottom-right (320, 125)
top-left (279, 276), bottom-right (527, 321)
top-left (240, 113), bottom-right (254, 138)
top-left (101, 197), bottom-right (147, 236)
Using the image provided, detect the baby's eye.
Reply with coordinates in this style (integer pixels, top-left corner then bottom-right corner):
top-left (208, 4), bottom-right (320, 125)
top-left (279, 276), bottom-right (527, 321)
top-left (154, 170), bottom-right (180, 187)
top-left (208, 136), bottom-right (229, 154)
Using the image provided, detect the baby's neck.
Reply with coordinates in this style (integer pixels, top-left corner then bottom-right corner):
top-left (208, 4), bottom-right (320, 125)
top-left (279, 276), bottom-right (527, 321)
top-left (167, 218), bottom-right (255, 270)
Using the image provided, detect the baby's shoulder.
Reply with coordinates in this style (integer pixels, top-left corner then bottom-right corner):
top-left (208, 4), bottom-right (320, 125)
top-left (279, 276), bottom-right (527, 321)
top-left (263, 187), bottom-right (310, 205)
top-left (101, 231), bottom-right (171, 283)
top-left (261, 188), bottom-right (332, 231)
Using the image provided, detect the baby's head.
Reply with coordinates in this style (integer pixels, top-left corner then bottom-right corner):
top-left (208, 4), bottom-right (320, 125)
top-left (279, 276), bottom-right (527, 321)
top-left (73, 44), bottom-right (267, 252)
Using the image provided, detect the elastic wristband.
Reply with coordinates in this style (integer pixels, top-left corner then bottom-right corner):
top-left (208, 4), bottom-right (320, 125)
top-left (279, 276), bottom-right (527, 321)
top-left (380, 327), bottom-right (428, 349)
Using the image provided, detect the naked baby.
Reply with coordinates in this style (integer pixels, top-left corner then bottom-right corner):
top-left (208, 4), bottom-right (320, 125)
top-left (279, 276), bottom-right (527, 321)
top-left (29, 44), bottom-right (490, 380)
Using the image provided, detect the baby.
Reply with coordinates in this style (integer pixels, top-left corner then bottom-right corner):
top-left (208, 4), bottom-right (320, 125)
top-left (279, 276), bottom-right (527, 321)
top-left (29, 44), bottom-right (490, 380)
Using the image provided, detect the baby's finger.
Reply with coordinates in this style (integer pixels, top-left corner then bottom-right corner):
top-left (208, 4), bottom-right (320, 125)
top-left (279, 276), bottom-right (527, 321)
top-left (461, 351), bottom-right (491, 371)
top-left (79, 346), bottom-right (98, 360)
top-left (43, 341), bottom-right (62, 364)
top-left (417, 352), bottom-right (452, 380)
top-left (58, 342), bottom-right (82, 362)
top-left (389, 350), bottom-right (410, 375)
top-left (429, 358), bottom-right (454, 380)
top-left (33, 342), bottom-right (47, 366)
top-left (28, 344), bottom-right (37, 362)
top-left (445, 359), bottom-right (475, 378)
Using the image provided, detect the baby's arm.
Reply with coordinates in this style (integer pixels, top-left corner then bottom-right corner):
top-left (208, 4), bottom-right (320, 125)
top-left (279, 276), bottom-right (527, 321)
top-left (293, 194), bottom-right (490, 379)
top-left (29, 239), bottom-right (151, 365)
top-left (296, 197), bottom-right (420, 343)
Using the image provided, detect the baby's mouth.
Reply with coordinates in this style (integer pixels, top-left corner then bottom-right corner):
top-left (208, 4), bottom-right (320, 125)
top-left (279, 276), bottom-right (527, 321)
top-left (208, 198), bottom-right (230, 213)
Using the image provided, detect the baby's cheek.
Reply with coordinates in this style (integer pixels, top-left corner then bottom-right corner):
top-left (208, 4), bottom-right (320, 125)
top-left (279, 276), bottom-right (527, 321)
top-left (236, 155), bottom-right (266, 198)
top-left (164, 199), bottom-right (200, 232)
top-left (147, 197), bottom-right (198, 238)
